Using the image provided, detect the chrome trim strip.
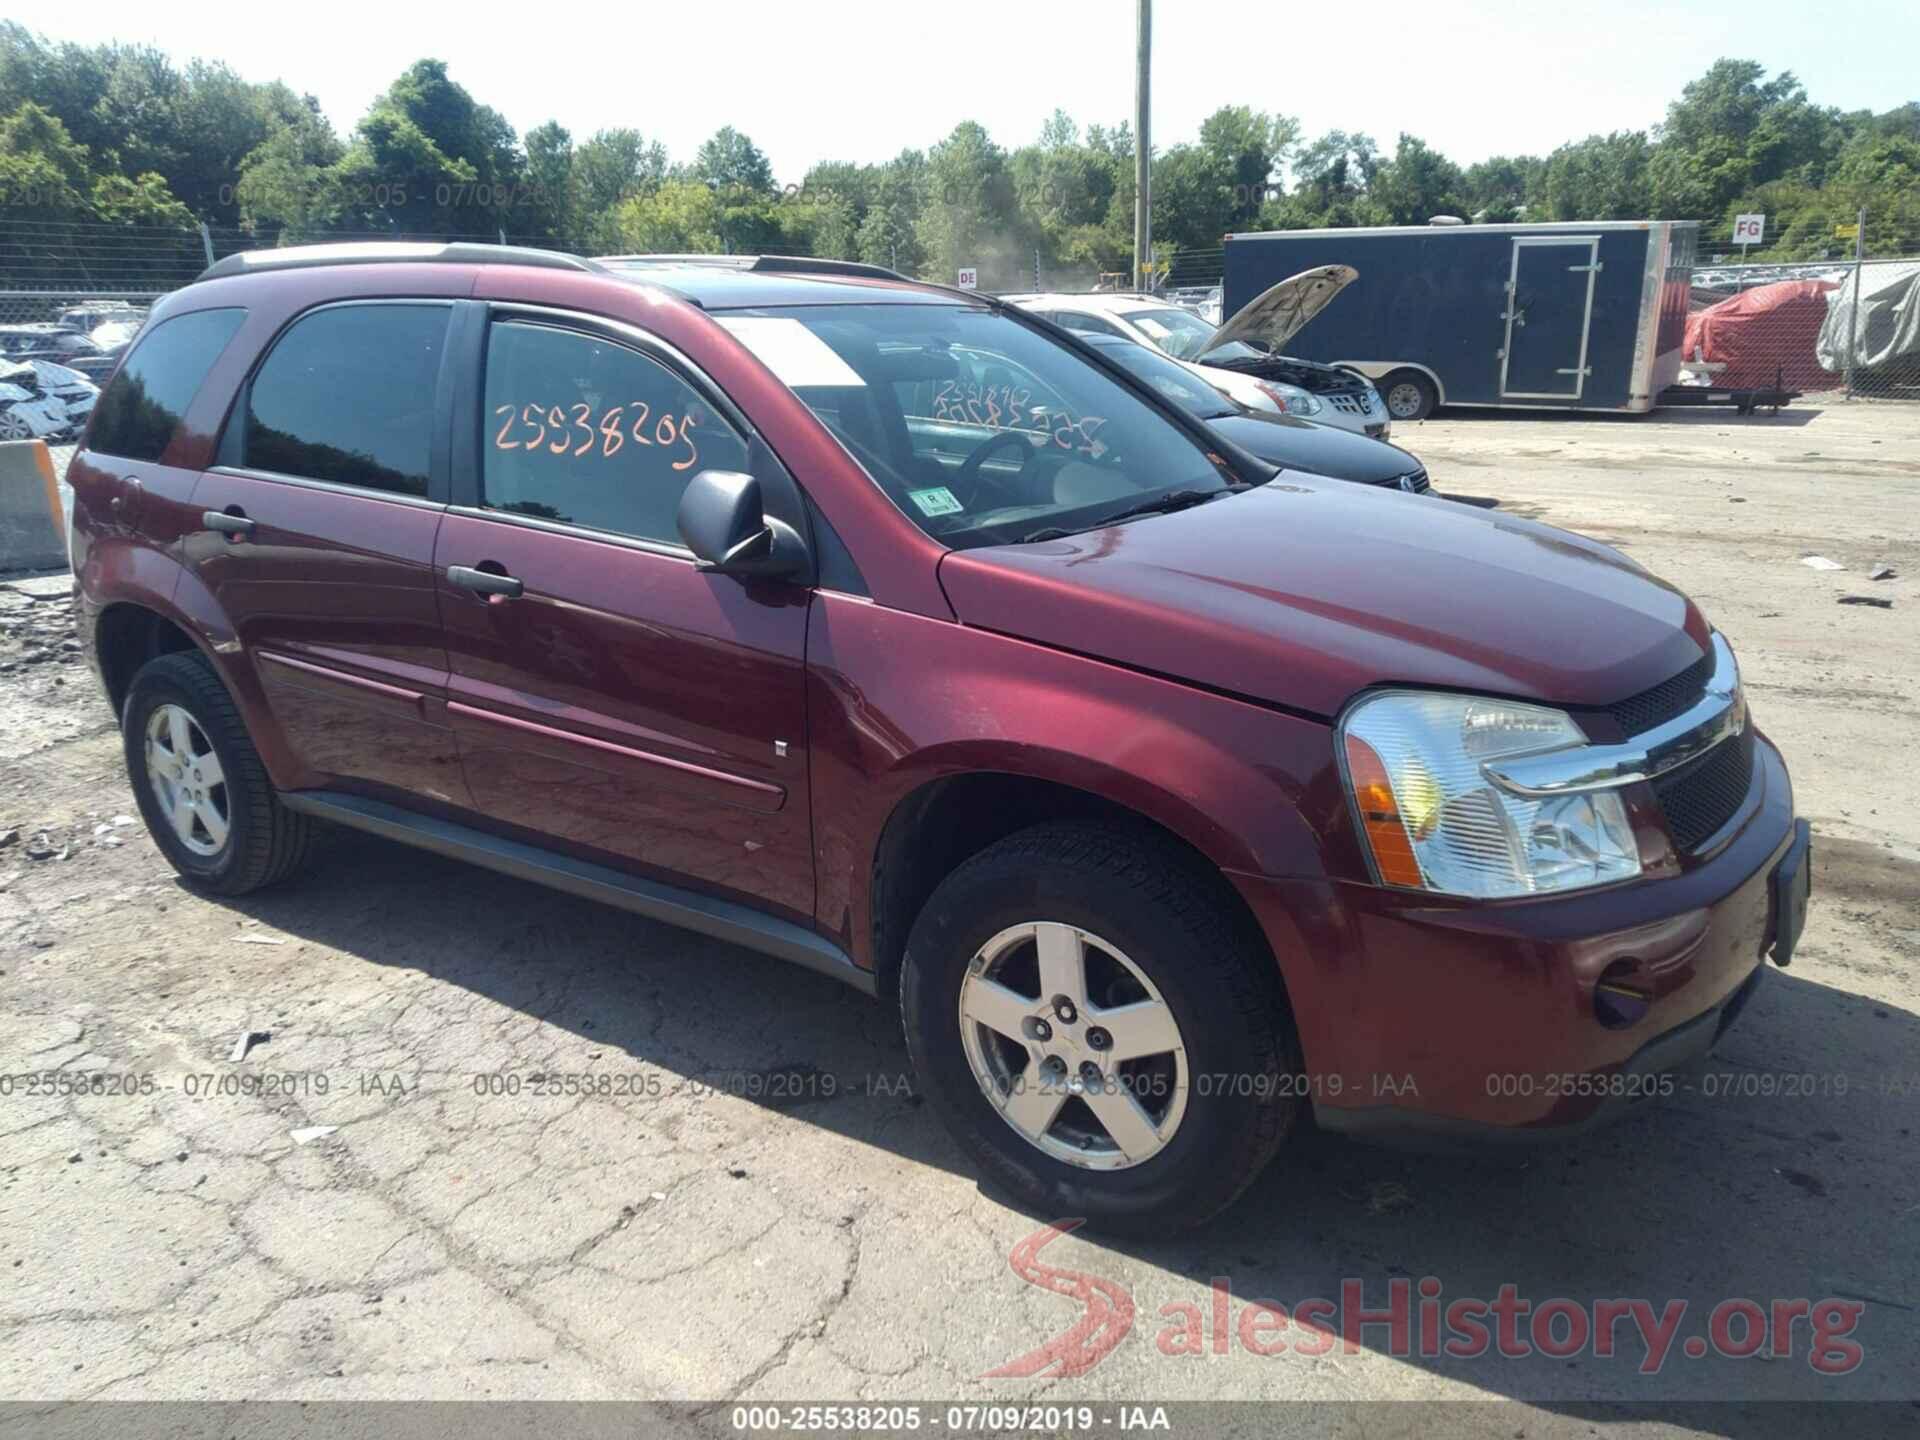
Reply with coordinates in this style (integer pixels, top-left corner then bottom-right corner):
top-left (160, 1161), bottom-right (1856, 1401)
top-left (1484, 634), bottom-right (1743, 797)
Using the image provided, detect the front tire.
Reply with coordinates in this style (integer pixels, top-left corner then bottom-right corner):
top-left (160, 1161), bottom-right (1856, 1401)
top-left (901, 822), bottom-right (1300, 1233)
top-left (123, 651), bottom-right (313, 895)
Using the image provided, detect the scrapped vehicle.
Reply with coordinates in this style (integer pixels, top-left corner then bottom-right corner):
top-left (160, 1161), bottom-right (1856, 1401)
top-left (1004, 284), bottom-right (1390, 438)
top-left (0, 358), bottom-right (75, 441)
top-left (23, 359), bottom-right (99, 434)
top-left (1684, 280), bottom-right (1840, 393)
top-left (1818, 260), bottom-right (1920, 390)
top-left (0, 324), bottom-right (118, 385)
top-left (1073, 331), bottom-right (1429, 491)
top-left (69, 243), bottom-right (1810, 1231)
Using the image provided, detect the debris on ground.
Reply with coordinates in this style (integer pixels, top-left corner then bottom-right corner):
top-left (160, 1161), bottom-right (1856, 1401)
top-left (289, 1126), bottom-right (337, 1146)
top-left (1838, 596), bottom-right (1894, 609)
top-left (233, 933), bottom-right (286, 946)
top-left (1800, 555), bottom-right (1844, 571)
top-left (1869, 564), bottom-right (1896, 581)
top-left (229, 1030), bottom-right (269, 1063)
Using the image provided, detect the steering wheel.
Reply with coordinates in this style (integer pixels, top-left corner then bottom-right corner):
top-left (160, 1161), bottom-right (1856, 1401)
top-left (949, 429), bottom-right (1036, 509)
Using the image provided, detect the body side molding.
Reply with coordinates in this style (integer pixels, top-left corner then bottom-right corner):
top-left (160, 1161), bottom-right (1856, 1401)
top-left (279, 790), bottom-right (874, 994)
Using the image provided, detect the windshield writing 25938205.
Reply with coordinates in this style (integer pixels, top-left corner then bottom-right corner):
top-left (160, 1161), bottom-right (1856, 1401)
top-left (929, 381), bottom-right (1109, 458)
top-left (493, 402), bottom-right (701, 472)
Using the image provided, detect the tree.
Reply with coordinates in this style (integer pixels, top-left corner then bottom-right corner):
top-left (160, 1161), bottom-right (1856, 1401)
top-left (695, 126), bottom-right (774, 198)
top-left (1540, 132), bottom-right (1651, 220)
top-left (918, 121), bottom-right (1022, 285)
top-left (1370, 133), bottom-right (1466, 224)
top-left (1197, 104), bottom-right (1298, 227)
top-left (607, 179), bottom-right (722, 252)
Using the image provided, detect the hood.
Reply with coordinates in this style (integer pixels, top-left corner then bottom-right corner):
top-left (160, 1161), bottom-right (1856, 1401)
top-left (1204, 264), bottom-right (1358, 354)
top-left (1207, 413), bottom-right (1414, 485)
top-left (938, 478), bottom-right (1709, 720)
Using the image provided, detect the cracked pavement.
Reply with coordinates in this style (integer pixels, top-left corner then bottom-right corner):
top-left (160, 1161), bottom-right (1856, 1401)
top-left (2, 404), bottom-right (1917, 1430)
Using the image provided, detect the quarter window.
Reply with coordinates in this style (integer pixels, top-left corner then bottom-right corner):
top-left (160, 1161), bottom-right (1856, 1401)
top-left (87, 308), bottom-right (245, 463)
top-left (243, 304), bottom-right (450, 496)
top-left (481, 322), bottom-right (747, 546)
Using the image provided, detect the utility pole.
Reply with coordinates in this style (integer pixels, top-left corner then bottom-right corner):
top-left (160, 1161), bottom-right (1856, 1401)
top-left (1133, 0), bottom-right (1151, 293)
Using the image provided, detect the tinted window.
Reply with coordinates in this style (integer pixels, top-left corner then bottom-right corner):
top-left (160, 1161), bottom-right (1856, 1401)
top-left (482, 322), bottom-right (748, 546)
top-left (243, 304), bottom-right (449, 496)
top-left (88, 308), bottom-right (245, 463)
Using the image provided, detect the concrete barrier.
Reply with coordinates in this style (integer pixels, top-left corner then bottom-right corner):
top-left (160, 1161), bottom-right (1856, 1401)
top-left (0, 440), bottom-right (67, 574)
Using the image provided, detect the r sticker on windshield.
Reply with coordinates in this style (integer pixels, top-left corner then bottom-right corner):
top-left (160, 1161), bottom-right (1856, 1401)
top-left (908, 486), bottom-right (964, 517)
top-left (716, 317), bottom-right (865, 388)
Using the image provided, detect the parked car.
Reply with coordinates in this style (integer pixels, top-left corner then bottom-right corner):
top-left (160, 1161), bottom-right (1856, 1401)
top-left (0, 324), bottom-right (119, 384)
top-left (1004, 283), bottom-right (1391, 439)
top-left (23, 359), bottom-right (99, 436)
top-left (1, 363), bottom-right (66, 440)
top-left (1072, 331), bottom-right (1429, 491)
top-left (69, 243), bottom-right (1809, 1232)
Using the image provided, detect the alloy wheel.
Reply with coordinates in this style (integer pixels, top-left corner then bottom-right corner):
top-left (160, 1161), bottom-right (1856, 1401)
top-left (958, 921), bottom-right (1188, 1170)
top-left (144, 703), bottom-right (230, 857)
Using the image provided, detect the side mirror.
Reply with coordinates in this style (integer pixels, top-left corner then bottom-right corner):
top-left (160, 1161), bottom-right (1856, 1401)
top-left (676, 469), bottom-right (809, 582)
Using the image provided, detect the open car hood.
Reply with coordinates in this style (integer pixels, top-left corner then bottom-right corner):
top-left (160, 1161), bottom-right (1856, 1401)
top-left (1204, 264), bottom-right (1358, 355)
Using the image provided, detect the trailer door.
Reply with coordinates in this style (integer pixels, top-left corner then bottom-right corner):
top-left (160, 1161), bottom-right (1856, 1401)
top-left (1500, 237), bottom-right (1601, 400)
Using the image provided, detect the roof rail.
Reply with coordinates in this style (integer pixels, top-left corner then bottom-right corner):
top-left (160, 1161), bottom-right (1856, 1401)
top-left (196, 242), bottom-right (604, 283)
top-left (595, 253), bottom-right (907, 282)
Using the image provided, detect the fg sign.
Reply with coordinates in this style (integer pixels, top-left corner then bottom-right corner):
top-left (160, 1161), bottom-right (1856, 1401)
top-left (957, 267), bottom-right (979, 290)
top-left (1732, 214), bottom-right (1766, 245)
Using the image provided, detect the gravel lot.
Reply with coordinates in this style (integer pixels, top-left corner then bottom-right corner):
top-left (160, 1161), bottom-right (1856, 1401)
top-left (2, 404), bottom-right (1916, 1431)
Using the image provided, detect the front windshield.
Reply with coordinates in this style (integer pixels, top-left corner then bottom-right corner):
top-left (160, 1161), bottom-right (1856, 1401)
top-left (1091, 342), bottom-right (1237, 421)
top-left (720, 303), bottom-right (1237, 549)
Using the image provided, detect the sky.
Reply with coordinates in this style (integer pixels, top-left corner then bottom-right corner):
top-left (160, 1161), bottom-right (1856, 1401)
top-left (29, 0), bottom-right (1920, 182)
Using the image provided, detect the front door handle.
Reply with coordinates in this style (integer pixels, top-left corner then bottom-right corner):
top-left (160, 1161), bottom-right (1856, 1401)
top-left (447, 564), bottom-right (524, 599)
top-left (202, 508), bottom-right (255, 538)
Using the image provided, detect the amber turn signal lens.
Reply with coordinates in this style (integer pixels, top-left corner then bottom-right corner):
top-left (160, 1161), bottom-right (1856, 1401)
top-left (1344, 732), bottom-right (1425, 889)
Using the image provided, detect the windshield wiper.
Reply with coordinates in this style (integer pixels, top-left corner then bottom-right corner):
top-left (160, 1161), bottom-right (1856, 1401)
top-left (1019, 486), bottom-right (1238, 544)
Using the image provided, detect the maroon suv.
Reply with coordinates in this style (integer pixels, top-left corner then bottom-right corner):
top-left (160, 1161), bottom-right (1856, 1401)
top-left (68, 243), bottom-right (1811, 1230)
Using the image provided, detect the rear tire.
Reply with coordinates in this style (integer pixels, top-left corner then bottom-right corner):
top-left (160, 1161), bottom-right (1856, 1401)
top-left (1379, 370), bottom-right (1438, 421)
top-left (901, 821), bottom-right (1300, 1233)
top-left (123, 650), bottom-right (314, 895)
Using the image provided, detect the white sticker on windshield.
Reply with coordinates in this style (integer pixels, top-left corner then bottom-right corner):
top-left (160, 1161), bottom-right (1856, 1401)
top-left (716, 317), bottom-right (866, 388)
top-left (908, 486), bottom-right (964, 517)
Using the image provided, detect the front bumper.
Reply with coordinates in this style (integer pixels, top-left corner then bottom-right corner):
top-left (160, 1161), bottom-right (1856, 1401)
top-left (1231, 732), bottom-right (1804, 1139)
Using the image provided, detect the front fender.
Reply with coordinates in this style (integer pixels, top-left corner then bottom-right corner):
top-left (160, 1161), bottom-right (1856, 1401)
top-left (805, 593), bottom-right (1349, 971)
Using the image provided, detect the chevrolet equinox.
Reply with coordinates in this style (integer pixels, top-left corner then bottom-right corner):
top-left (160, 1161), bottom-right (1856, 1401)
top-left (68, 243), bottom-right (1812, 1230)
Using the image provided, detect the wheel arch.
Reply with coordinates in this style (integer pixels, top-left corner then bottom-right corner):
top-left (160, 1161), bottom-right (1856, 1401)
top-left (867, 768), bottom-right (1283, 1006)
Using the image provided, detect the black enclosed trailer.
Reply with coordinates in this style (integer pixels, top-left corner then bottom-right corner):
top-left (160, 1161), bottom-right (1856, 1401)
top-left (1222, 220), bottom-right (1700, 419)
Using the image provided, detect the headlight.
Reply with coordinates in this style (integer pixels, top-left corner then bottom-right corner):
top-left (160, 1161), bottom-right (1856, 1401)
top-left (1339, 691), bottom-right (1642, 898)
top-left (1258, 381), bottom-right (1320, 417)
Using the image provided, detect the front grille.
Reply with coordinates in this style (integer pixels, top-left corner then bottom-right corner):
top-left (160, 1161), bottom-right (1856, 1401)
top-left (1609, 650), bottom-right (1713, 736)
top-left (1651, 727), bottom-right (1754, 851)
top-left (1327, 391), bottom-right (1374, 415)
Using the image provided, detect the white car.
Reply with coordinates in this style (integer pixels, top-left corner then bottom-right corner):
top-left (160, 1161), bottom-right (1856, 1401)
top-left (1004, 272), bottom-right (1390, 440)
top-left (0, 359), bottom-right (76, 442)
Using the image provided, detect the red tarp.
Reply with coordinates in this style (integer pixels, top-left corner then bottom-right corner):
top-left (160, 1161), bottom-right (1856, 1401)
top-left (1683, 280), bottom-right (1840, 391)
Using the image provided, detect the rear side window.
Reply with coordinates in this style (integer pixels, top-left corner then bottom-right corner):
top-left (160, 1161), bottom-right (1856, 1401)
top-left (1052, 310), bottom-right (1126, 338)
top-left (481, 321), bottom-right (748, 546)
top-left (242, 303), bottom-right (450, 497)
top-left (88, 308), bottom-right (246, 462)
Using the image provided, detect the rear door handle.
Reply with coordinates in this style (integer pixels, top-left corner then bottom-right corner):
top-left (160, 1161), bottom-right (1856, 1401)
top-left (202, 509), bottom-right (255, 538)
top-left (447, 564), bottom-right (524, 599)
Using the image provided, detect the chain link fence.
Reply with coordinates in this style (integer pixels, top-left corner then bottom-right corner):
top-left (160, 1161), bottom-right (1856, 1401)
top-left (4, 215), bottom-right (1917, 407)
top-left (1684, 253), bottom-right (1920, 401)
